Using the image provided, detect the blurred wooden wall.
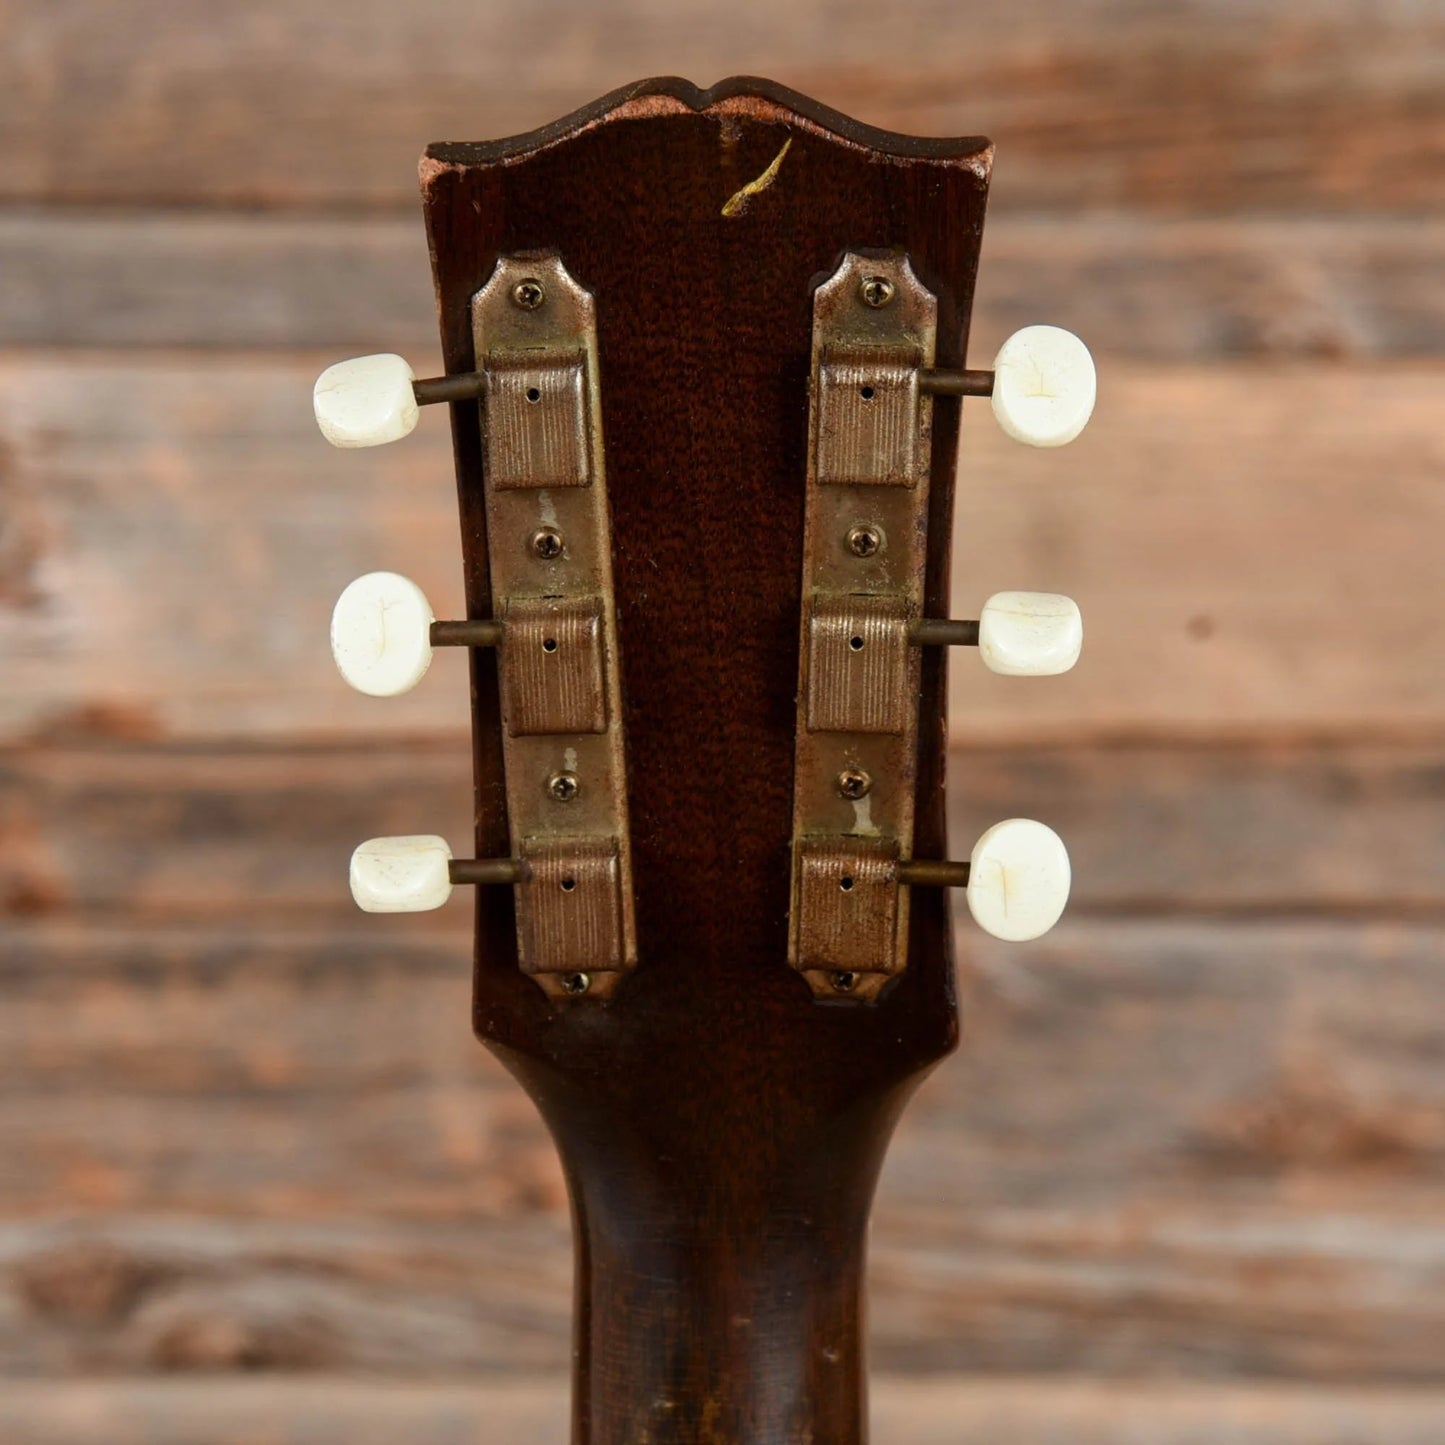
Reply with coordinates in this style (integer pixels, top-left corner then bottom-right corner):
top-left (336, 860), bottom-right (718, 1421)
top-left (2, 2), bottom-right (1444, 1440)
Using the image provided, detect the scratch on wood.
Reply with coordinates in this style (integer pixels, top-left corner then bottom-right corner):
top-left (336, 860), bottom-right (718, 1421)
top-left (721, 138), bottom-right (792, 218)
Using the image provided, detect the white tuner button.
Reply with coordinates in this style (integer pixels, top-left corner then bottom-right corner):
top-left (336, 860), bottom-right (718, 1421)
top-left (314, 353), bottom-right (419, 448)
top-left (991, 326), bottom-right (1095, 447)
top-left (331, 571), bottom-right (435, 697)
top-left (978, 591), bottom-right (1083, 676)
top-left (350, 835), bottom-right (454, 913)
top-left (967, 819), bottom-right (1071, 942)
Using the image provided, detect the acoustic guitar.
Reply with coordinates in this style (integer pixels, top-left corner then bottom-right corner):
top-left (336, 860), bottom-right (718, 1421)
top-left (312, 76), bottom-right (1094, 1445)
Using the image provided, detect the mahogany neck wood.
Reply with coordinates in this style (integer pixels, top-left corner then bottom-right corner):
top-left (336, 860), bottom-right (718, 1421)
top-left (422, 78), bottom-right (990, 1445)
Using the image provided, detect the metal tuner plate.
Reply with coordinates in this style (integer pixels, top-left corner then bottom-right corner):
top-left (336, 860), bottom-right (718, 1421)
top-left (473, 255), bottom-right (637, 999)
top-left (788, 252), bottom-right (939, 1002)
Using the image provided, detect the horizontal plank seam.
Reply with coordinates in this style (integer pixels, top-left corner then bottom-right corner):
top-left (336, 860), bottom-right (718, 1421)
top-left (10, 348), bottom-right (1445, 384)
top-left (8, 722), bottom-right (1445, 757)
top-left (8, 903), bottom-right (1445, 942)
top-left (3, 1374), bottom-right (1445, 1401)
top-left (11, 347), bottom-right (1445, 377)
top-left (2, 728), bottom-right (1445, 762)
top-left (13, 197), bottom-right (1445, 222)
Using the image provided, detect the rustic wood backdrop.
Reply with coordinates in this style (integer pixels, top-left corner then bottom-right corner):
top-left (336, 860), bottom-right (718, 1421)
top-left (2, 2), bottom-right (1444, 1440)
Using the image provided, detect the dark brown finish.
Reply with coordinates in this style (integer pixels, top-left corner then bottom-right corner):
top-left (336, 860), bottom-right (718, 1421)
top-left (920, 367), bottom-right (994, 397)
top-left (910, 618), bottom-right (980, 647)
top-left (430, 618), bottom-right (503, 647)
top-left (896, 858), bottom-right (971, 887)
top-left (413, 370), bottom-right (486, 405)
top-left (449, 857), bottom-right (528, 886)
top-left (422, 77), bottom-right (989, 1444)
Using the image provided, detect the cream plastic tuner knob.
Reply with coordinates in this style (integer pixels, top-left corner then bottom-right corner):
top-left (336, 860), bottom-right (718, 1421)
top-left (331, 571), bottom-right (435, 697)
top-left (314, 353), bottom-right (419, 448)
top-left (967, 819), bottom-right (1071, 942)
top-left (979, 591), bottom-right (1083, 676)
top-left (991, 326), bottom-right (1096, 447)
top-left (350, 835), bottom-right (453, 913)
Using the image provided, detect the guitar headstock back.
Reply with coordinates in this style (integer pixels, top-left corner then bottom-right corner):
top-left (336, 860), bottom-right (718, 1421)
top-left (320, 74), bottom-right (1096, 1081)
top-left (315, 76), bottom-right (1095, 1445)
top-left (421, 76), bottom-right (990, 1082)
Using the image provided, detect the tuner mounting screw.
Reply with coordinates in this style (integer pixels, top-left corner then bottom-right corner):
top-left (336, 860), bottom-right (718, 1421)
top-left (860, 276), bottom-right (895, 309)
top-left (561, 972), bottom-right (591, 995)
top-left (546, 771), bottom-right (580, 802)
top-left (846, 523), bottom-right (882, 558)
top-left (830, 970), bottom-right (859, 994)
top-left (835, 768), bottom-right (873, 801)
top-left (531, 526), bottom-right (564, 560)
top-left (512, 279), bottom-right (546, 310)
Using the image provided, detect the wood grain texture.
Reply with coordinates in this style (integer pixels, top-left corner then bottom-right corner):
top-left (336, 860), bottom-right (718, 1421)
top-left (4, 1378), bottom-right (1444, 1445)
top-left (3, 917), bottom-right (1444, 1381)
top-left (9, 212), bottom-right (1445, 359)
top-left (4, 739), bottom-right (1443, 923)
top-left (1, 13), bottom-right (1439, 1430)
top-left (2, 0), bottom-right (1442, 211)
top-left (1, 355), bottom-right (1440, 744)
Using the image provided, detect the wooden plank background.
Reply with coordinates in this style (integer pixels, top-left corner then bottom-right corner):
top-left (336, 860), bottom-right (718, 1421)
top-left (1, 0), bottom-right (1443, 1438)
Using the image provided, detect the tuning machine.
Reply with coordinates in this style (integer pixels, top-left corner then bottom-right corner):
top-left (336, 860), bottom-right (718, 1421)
top-left (312, 352), bottom-right (495, 448)
top-left (789, 252), bottom-right (1089, 999)
top-left (917, 323), bottom-right (1096, 449)
top-left (349, 834), bottom-right (621, 999)
top-left (797, 817), bottom-right (1072, 996)
top-left (327, 572), bottom-right (493, 697)
top-left (918, 590), bottom-right (1082, 675)
top-left (317, 255), bottom-right (636, 1000)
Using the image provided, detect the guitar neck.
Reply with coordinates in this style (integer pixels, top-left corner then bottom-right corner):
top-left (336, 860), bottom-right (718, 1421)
top-left (505, 1021), bottom-right (915, 1442)
top-left (317, 75), bottom-right (1092, 1445)
top-left (419, 80), bottom-right (984, 1441)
